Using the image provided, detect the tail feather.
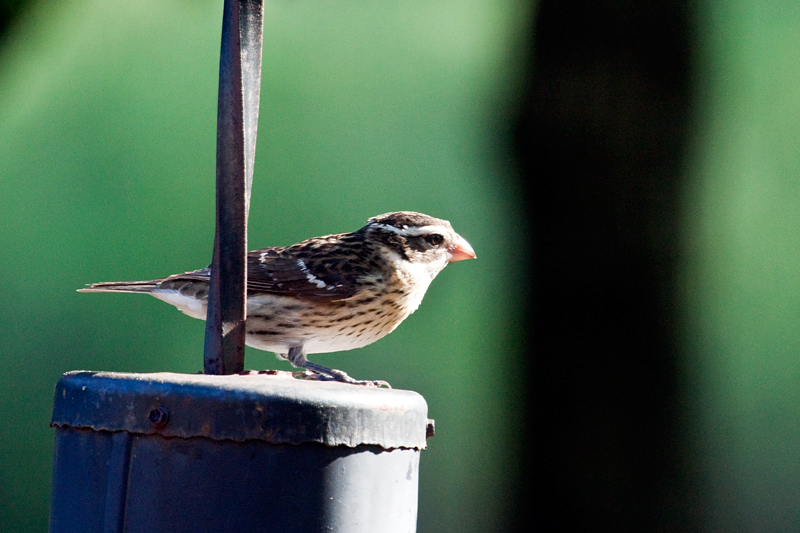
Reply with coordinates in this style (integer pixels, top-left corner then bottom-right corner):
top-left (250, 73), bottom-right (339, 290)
top-left (78, 280), bottom-right (162, 293)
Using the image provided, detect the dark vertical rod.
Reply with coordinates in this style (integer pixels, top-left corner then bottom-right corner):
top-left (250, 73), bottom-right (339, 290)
top-left (204, 0), bottom-right (264, 375)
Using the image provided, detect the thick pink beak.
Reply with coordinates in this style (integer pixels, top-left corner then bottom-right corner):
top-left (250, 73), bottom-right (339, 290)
top-left (447, 234), bottom-right (477, 262)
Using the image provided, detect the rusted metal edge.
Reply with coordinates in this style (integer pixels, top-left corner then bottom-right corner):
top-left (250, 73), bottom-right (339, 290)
top-left (51, 371), bottom-right (430, 450)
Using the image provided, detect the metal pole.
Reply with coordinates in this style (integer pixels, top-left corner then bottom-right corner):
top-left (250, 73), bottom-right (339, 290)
top-left (204, 0), bottom-right (264, 375)
top-left (50, 372), bottom-right (429, 532)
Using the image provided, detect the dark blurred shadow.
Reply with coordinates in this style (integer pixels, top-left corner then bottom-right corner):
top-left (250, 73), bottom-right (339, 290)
top-left (0, 0), bottom-right (30, 38)
top-left (513, 1), bottom-right (696, 530)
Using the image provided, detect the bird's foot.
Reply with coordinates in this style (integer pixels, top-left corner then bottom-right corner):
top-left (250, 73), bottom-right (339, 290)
top-left (237, 369), bottom-right (295, 379)
top-left (296, 362), bottom-right (391, 388)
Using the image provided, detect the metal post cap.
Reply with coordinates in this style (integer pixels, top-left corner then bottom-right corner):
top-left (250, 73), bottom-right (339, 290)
top-left (51, 371), bottom-right (430, 450)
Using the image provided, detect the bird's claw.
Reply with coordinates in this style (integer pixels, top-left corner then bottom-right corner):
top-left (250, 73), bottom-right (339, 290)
top-left (294, 369), bottom-right (391, 388)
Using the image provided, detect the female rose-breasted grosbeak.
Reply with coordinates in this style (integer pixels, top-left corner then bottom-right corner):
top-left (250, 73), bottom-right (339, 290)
top-left (80, 211), bottom-right (476, 385)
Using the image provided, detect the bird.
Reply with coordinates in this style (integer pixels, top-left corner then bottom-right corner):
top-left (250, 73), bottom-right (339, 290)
top-left (79, 211), bottom-right (476, 386)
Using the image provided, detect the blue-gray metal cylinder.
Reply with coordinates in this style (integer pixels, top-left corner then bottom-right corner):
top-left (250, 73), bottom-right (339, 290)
top-left (49, 371), bottom-right (430, 533)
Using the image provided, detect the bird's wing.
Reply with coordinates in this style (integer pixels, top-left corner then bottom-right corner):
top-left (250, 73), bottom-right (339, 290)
top-left (158, 236), bottom-right (366, 303)
top-left (245, 244), bottom-right (361, 302)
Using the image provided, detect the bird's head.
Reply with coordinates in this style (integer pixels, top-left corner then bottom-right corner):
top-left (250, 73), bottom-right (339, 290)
top-left (363, 211), bottom-right (476, 278)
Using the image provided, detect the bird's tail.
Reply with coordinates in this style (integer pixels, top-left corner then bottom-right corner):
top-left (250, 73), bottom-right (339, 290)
top-left (78, 280), bottom-right (162, 293)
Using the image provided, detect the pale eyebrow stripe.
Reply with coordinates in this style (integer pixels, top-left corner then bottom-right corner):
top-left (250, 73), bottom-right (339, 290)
top-left (372, 224), bottom-right (451, 237)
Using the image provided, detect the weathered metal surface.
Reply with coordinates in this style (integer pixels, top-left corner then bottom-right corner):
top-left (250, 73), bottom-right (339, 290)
top-left (50, 370), bottom-right (426, 531)
top-left (204, 0), bottom-right (264, 375)
top-left (50, 428), bottom-right (420, 533)
top-left (51, 371), bottom-right (430, 449)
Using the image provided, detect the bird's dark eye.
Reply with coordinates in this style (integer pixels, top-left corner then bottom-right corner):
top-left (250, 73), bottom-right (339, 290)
top-left (424, 234), bottom-right (444, 246)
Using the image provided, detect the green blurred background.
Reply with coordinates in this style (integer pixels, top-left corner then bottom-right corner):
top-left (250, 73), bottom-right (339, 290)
top-left (5, 0), bottom-right (800, 531)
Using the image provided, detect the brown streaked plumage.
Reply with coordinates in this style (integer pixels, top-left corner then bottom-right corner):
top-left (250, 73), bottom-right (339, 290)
top-left (79, 211), bottom-right (476, 386)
